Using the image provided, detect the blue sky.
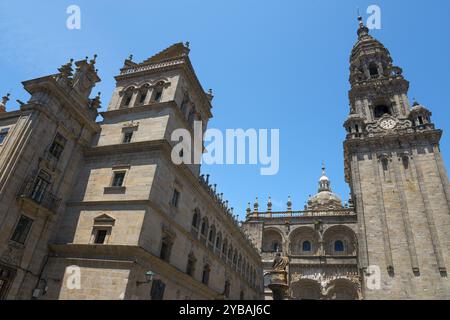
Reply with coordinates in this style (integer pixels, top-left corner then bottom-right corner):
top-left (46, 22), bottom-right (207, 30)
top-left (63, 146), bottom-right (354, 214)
top-left (1, 1), bottom-right (449, 219)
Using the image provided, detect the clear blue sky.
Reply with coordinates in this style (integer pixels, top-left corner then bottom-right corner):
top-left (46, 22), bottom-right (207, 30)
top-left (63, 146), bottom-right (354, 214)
top-left (1, 1), bottom-right (449, 219)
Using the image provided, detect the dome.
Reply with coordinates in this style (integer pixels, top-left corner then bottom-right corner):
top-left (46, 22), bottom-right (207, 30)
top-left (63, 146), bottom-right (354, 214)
top-left (308, 191), bottom-right (343, 211)
top-left (307, 164), bottom-right (344, 211)
top-left (350, 17), bottom-right (392, 65)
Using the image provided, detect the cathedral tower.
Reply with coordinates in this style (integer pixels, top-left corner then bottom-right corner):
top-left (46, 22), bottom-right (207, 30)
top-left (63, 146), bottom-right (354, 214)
top-left (344, 18), bottom-right (450, 299)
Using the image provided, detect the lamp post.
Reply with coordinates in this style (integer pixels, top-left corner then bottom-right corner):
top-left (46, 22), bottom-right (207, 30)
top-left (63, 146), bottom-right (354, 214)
top-left (136, 270), bottom-right (155, 286)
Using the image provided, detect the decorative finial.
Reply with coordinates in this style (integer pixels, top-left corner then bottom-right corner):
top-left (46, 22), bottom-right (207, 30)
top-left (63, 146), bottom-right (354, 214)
top-left (287, 196), bottom-right (292, 212)
top-left (90, 54), bottom-right (97, 65)
top-left (246, 202), bottom-right (251, 215)
top-left (357, 12), bottom-right (369, 38)
top-left (254, 197), bottom-right (259, 212)
top-left (322, 161), bottom-right (326, 176)
top-left (357, 7), bottom-right (363, 25)
top-left (185, 41), bottom-right (190, 48)
top-left (0, 93), bottom-right (10, 112)
top-left (267, 196), bottom-right (272, 212)
top-left (90, 92), bottom-right (102, 109)
top-left (128, 54), bottom-right (133, 61)
top-left (413, 98), bottom-right (419, 106)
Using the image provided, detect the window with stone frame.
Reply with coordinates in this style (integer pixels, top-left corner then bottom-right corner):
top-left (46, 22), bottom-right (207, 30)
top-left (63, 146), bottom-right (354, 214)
top-left (302, 241), bottom-right (312, 252)
top-left (94, 229), bottom-right (108, 244)
top-left (374, 105), bottom-right (391, 118)
top-left (201, 264), bottom-right (210, 285)
top-left (0, 265), bottom-right (16, 300)
top-left (0, 128), bottom-right (10, 145)
top-left (31, 170), bottom-right (51, 204)
top-left (369, 62), bottom-right (379, 78)
top-left (138, 90), bottom-right (147, 105)
top-left (215, 232), bottom-right (222, 252)
top-left (222, 239), bottom-right (228, 260)
top-left (122, 130), bottom-right (133, 144)
top-left (10, 215), bottom-right (33, 245)
top-left (200, 217), bottom-right (209, 243)
top-left (159, 231), bottom-right (175, 263)
top-left (186, 253), bottom-right (196, 277)
top-left (227, 245), bottom-right (233, 261)
top-left (208, 225), bottom-right (216, 248)
top-left (121, 89), bottom-right (134, 108)
top-left (111, 171), bottom-right (126, 187)
top-left (152, 83), bottom-right (164, 103)
top-left (90, 215), bottom-right (115, 245)
top-left (48, 133), bottom-right (67, 160)
top-left (334, 240), bottom-right (345, 252)
top-left (171, 189), bottom-right (180, 208)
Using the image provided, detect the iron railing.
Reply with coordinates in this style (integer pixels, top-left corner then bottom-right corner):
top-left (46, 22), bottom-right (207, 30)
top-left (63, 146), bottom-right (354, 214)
top-left (18, 178), bottom-right (60, 212)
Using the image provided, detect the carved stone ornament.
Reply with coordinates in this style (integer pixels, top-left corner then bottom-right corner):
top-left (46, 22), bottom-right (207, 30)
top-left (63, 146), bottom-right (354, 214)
top-left (366, 116), bottom-right (412, 135)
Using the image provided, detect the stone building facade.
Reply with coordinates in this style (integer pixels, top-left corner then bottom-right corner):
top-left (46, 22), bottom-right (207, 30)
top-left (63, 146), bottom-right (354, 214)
top-left (0, 44), bottom-right (263, 300)
top-left (0, 18), bottom-right (449, 301)
top-left (242, 167), bottom-right (360, 300)
top-left (242, 19), bottom-right (450, 300)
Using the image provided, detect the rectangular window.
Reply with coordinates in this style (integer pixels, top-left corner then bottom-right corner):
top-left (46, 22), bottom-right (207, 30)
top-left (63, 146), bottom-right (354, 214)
top-left (111, 171), bottom-right (126, 187)
top-left (11, 215), bottom-right (33, 244)
top-left (122, 131), bottom-right (133, 144)
top-left (31, 171), bottom-right (51, 203)
top-left (48, 133), bottom-right (67, 160)
top-left (160, 239), bottom-right (172, 262)
top-left (94, 229), bottom-right (108, 244)
top-left (0, 128), bottom-right (10, 145)
top-left (171, 189), bottom-right (180, 207)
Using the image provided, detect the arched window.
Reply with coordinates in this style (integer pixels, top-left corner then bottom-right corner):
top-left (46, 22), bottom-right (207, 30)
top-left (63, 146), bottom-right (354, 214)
top-left (369, 63), bottom-right (379, 78)
top-left (302, 241), bottom-right (312, 252)
top-left (191, 210), bottom-right (200, 229)
top-left (233, 250), bottom-right (238, 267)
top-left (215, 232), bottom-right (222, 250)
top-left (374, 105), bottom-right (391, 118)
top-left (228, 245), bottom-right (233, 260)
top-left (121, 88), bottom-right (134, 108)
top-left (137, 90), bottom-right (147, 105)
top-left (200, 217), bottom-right (209, 237)
top-left (222, 239), bottom-right (228, 256)
top-left (152, 82), bottom-right (164, 103)
top-left (334, 240), bottom-right (345, 252)
top-left (208, 225), bottom-right (216, 243)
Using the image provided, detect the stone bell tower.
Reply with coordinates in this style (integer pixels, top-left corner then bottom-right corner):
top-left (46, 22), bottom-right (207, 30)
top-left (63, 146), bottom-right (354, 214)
top-left (344, 17), bottom-right (450, 299)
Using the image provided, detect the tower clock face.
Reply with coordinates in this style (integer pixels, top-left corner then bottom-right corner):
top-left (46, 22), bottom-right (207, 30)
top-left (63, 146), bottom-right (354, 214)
top-left (380, 118), bottom-right (397, 130)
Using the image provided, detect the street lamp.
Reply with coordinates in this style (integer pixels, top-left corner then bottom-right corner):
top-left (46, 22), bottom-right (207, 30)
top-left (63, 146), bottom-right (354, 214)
top-left (136, 270), bottom-right (156, 286)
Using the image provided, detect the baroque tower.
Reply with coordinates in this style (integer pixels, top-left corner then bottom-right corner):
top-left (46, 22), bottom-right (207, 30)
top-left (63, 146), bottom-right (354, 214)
top-left (344, 18), bottom-right (450, 299)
